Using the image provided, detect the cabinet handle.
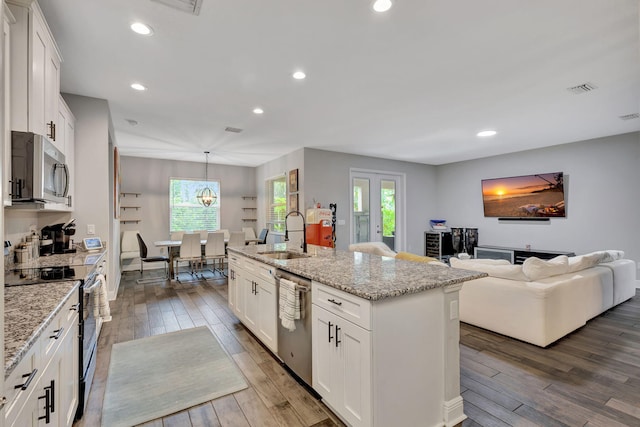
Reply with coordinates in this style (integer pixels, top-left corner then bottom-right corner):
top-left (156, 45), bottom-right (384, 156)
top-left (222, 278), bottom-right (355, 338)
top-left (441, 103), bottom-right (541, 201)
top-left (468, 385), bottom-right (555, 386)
top-left (47, 121), bottom-right (56, 141)
top-left (70, 303), bottom-right (80, 311)
top-left (335, 325), bottom-right (341, 347)
top-left (328, 298), bottom-right (342, 306)
top-left (254, 281), bottom-right (258, 294)
top-left (50, 327), bottom-right (64, 340)
top-left (16, 368), bottom-right (38, 390)
top-left (49, 379), bottom-right (55, 414)
top-left (38, 382), bottom-right (52, 423)
top-left (328, 321), bottom-right (333, 343)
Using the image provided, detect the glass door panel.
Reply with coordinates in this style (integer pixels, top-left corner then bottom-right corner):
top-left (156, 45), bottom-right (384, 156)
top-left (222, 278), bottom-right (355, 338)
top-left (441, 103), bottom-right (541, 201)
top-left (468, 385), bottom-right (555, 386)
top-left (352, 178), bottom-right (370, 243)
top-left (380, 180), bottom-right (396, 251)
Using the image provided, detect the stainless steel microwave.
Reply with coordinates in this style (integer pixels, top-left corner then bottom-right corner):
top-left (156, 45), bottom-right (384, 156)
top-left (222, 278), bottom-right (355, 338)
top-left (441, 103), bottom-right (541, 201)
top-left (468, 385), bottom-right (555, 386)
top-left (11, 131), bottom-right (70, 205)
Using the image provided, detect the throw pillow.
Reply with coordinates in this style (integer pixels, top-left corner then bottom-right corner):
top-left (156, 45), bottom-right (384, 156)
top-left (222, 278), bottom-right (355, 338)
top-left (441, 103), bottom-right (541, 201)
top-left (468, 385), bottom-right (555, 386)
top-left (522, 255), bottom-right (569, 281)
top-left (567, 253), bottom-right (602, 273)
top-left (348, 242), bottom-right (396, 257)
top-left (395, 252), bottom-right (438, 263)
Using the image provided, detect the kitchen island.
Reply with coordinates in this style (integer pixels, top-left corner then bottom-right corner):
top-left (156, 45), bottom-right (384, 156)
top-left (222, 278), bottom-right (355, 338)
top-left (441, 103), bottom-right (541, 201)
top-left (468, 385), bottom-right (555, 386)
top-left (228, 243), bottom-right (486, 427)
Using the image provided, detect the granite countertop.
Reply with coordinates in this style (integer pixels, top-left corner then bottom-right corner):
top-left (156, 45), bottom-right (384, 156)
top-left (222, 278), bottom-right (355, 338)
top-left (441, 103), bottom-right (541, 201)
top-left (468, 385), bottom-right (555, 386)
top-left (228, 244), bottom-right (487, 301)
top-left (8, 249), bottom-right (107, 271)
top-left (4, 280), bottom-right (80, 378)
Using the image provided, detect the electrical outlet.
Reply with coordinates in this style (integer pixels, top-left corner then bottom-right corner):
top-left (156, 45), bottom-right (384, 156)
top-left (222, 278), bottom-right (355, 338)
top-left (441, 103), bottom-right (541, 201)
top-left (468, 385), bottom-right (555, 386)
top-left (87, 224), bottom-right (96, 235)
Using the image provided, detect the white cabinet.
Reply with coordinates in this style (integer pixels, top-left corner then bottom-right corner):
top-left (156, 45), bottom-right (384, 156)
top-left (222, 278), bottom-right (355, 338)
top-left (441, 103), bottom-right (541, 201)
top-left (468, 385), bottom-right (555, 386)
top-left (55, 96), bottom-right (74, 210)
top-left (312, 285), bottom-right (372, 427)
top-left (7, 0), bottom-right (62, 150)
top-left (312, 281), bottom-right (466, 427)
top-left (3, 4), bottom-right (14, 206)
top-left (227, 255), bottom-right (278, 354)
top-left (3, 292), bottom-right (80, 427)
top-left (227, 254), bottom-right (240, 316)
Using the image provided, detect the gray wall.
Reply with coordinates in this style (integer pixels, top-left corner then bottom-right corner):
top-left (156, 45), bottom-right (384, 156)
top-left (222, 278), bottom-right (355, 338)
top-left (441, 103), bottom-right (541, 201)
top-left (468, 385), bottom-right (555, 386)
top-left (119, 156), bottom-right (256, 259)
top-left (303, 148), bottom-right (438, 253)
top-left (254, 148), bottom-right (304, 244)
top-left (63, 94), bottom-right (120, 298)
top-left (435, 132), bottom-right (640, 271)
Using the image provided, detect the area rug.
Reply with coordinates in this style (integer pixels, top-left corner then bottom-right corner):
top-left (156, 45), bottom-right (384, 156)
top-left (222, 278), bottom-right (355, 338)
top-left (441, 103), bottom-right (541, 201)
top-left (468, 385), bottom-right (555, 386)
top-left (101, 326), bottom-right (248, 427)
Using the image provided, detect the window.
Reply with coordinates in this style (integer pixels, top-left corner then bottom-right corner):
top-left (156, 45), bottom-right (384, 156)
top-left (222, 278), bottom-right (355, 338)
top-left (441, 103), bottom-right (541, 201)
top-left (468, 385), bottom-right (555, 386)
top-left (169, 178), bottom-right (220, 233)
top-left (266, 175), bottom-right (286, 233)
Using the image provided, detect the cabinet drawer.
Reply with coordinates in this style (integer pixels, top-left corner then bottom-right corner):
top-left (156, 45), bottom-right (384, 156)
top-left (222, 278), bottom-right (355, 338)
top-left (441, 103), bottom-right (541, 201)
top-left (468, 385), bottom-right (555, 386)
top-left (242, 257), bottom-right (276, 284)
top-left (4, 344), bottom-right (39, 425)
top-left (41, 294), bottom-right (77, 367)
top-left (312, 282), bottom-right (371, 330)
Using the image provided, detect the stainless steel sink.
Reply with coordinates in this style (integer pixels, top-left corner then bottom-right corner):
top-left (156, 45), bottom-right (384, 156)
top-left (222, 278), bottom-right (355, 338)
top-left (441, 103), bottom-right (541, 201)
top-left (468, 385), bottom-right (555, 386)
top-left (258, 251), bottom-right (310, 260)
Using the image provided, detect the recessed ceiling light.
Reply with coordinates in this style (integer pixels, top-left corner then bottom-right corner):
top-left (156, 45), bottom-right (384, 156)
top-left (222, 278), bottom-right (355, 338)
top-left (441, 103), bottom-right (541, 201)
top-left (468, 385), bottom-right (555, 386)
top-left (130, 22), bottom-right (154, 36)
top-left (477, 130), bottom-right (497, 137)
top-left (373, 0), bottom-right (393, 12)
top-left (253, 107), bottom-right (264, 115)
top-left (130, 83), bottom-right (147, 91)
top-left (292, 71), bottom-right (306, 80)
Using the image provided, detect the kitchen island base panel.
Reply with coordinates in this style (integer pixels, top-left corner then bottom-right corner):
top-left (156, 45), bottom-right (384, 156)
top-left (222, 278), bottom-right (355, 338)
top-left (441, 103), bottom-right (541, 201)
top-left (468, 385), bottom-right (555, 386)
top-left (369, 285), bottom-right (464, 427)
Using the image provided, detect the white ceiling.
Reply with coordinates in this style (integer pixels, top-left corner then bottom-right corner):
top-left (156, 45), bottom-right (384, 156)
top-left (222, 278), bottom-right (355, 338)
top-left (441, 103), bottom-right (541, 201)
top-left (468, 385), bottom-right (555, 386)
top-left (38, 0), bottom-right (640, 167)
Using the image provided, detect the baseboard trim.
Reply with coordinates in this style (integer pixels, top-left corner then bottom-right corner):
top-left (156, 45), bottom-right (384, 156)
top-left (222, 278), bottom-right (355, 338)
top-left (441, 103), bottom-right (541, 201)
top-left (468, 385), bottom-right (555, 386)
top-left (443, 396), bottom-right (466, 427)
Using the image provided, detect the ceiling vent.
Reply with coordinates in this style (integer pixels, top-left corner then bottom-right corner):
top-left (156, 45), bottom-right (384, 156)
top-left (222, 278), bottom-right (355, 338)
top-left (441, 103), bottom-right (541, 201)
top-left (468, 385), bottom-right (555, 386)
top-left (151, 0), bottom-right (203, 15)
top-left (225, 126), bottom-right (243, 133)
top-left (619, 113), bottom-right (640, 121)
top-left (566, 82), bottom-right (597, 94)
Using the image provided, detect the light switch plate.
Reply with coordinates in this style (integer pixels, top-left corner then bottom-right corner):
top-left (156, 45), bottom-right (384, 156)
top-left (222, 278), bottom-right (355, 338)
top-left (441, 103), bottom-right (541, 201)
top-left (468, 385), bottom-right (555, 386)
top-left (87, 224), bottom-right (96, 235)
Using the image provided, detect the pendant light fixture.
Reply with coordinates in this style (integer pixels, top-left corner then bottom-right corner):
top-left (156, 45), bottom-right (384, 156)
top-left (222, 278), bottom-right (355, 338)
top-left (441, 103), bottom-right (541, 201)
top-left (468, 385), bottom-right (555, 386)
top-left (197, 151), bottom-right (217, 207)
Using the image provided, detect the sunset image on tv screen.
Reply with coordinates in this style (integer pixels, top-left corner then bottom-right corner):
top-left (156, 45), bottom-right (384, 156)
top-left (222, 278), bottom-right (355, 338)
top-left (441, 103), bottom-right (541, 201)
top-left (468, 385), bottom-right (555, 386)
top-left (482, 172), bottom-right (565, 218)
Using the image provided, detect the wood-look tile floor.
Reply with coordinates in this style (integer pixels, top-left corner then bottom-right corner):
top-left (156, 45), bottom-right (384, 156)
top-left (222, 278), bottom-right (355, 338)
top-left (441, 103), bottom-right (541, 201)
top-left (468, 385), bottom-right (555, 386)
top-left (74, 269), bottom-right (345, 427)
top-left (75, 269), bottom-right (640, 427)
top-left (461, 290), bottom-right (640, 427)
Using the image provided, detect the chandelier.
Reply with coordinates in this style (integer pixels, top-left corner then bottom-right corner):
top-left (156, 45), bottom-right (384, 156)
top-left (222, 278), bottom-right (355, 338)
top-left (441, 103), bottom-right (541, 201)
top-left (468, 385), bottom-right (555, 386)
top-left (197, 151), bottom-right (217, 207)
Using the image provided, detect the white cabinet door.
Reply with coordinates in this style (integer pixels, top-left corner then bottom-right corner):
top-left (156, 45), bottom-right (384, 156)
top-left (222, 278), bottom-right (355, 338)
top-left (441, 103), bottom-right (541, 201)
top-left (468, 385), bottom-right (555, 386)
top-left (227, 258), bottom-right (239, 315)
top-left (242, 275), bottom-right (258, 332)
top-left (59, 321), bottom-right (78, 427)
top-left (3, 11), bottom-right (12, 207)
top-left (256, 279), bottom-right (277, 353)
top-left (8, 1), bottom-right (62, 148)
top-left (312, 305), bottom-right (371, 427)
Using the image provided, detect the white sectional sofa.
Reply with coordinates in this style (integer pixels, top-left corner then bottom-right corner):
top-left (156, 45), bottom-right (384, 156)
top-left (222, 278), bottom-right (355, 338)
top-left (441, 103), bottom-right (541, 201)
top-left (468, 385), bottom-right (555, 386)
top-left (451, 251), bottom-right (638, 347)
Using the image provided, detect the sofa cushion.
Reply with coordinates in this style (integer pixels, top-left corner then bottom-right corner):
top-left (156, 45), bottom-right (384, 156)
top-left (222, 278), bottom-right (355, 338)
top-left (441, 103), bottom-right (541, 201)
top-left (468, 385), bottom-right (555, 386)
top-left (522, 255), bottom-right (569, 280)
top-left (450, 257), bottom-right (529, 281)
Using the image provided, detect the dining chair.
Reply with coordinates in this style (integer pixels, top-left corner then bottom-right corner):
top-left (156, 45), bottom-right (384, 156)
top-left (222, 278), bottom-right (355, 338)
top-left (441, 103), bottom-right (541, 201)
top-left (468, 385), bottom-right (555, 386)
top-left (257, 228), bottom-right (269, 245)
top-left (203, 232), bottom-right (226, 276)
top-left (120, 230), bottom-right (139, 267)
top-left (174, 232), bottom-right (201, 281)
top-left (219, 229), bottom-right (230, 240)
top-left (170, 231), bottom-right (184, 241)
top-left (242, 227), bottom-right (257, 240)
top-left (136, 233), bottom-right (170, 283)
top-left (228, 231), bottom-right (246, 249)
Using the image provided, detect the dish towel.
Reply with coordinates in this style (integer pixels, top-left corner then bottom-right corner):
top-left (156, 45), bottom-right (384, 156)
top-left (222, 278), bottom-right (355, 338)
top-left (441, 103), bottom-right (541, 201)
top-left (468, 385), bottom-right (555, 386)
top-left (93, 274), bottom-right (112, 322)
top-left (279, 278), bottom-right (300, 332)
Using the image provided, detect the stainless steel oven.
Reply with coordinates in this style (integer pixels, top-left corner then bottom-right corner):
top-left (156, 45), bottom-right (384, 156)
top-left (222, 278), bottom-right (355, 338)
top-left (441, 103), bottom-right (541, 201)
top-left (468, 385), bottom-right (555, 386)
top-left (76, 258), bottom-right (106, 420)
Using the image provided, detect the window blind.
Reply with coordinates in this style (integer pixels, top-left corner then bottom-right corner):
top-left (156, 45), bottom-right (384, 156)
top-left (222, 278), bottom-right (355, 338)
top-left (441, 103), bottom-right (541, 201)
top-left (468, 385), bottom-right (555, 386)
top-left (266, 175), bottom-right (286, 233)
top-left (169, 178), bottom-right (220, 233)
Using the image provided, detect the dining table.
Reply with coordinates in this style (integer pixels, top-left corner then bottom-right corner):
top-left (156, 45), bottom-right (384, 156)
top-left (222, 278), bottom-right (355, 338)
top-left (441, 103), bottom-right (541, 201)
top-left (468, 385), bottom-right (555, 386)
top-left (154, 237), bottom-right (262, 277)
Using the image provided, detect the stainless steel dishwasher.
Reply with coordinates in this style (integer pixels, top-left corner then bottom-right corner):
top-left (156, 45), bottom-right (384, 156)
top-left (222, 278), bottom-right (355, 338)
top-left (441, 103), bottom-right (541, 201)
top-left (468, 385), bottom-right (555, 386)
top-left (276, 269), bottom-right (312, 387)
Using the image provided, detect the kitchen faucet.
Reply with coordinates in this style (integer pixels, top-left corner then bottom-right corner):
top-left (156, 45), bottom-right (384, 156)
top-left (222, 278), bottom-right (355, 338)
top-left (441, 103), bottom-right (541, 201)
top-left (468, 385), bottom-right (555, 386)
top-left (284, 210), bottom-right (307, 253)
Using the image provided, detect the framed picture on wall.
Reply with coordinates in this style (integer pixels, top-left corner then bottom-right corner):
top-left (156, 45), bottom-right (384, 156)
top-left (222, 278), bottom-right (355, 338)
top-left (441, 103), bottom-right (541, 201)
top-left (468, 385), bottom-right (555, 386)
top-left (288, 193), bottom-right (298, 214)
top-left (289, 169), bottom-right (298, 193)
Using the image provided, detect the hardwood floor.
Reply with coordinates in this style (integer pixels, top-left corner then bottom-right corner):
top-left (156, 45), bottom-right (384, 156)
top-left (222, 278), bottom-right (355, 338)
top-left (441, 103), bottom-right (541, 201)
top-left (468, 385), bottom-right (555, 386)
top-left (74, 269), bottom-right (640, 427)
top-left (74, 269), bottom-right (345, 427)
top-left (460, 290), bottom-right (640, 427)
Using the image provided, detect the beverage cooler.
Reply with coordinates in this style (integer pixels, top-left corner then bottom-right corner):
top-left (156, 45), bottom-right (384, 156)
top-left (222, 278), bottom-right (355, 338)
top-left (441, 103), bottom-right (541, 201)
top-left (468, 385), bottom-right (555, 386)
top-left (305, 208), bottom-right (333, 247)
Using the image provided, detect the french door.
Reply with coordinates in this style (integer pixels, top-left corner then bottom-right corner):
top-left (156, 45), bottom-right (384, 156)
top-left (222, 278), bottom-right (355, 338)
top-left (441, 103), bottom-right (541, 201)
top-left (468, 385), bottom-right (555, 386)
top-left (350, 170), bottom-right (404, 251)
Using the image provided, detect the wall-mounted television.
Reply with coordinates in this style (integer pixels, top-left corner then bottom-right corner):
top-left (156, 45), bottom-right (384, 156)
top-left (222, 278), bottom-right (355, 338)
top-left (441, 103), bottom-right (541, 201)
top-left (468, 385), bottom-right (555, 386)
top-left (481, 172), bottom-right (565, 218)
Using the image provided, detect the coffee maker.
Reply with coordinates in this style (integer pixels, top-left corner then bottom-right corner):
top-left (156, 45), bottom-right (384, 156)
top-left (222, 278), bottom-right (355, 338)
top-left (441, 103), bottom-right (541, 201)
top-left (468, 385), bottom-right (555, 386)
top-left (41, 219), bottom-right (77, 254)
